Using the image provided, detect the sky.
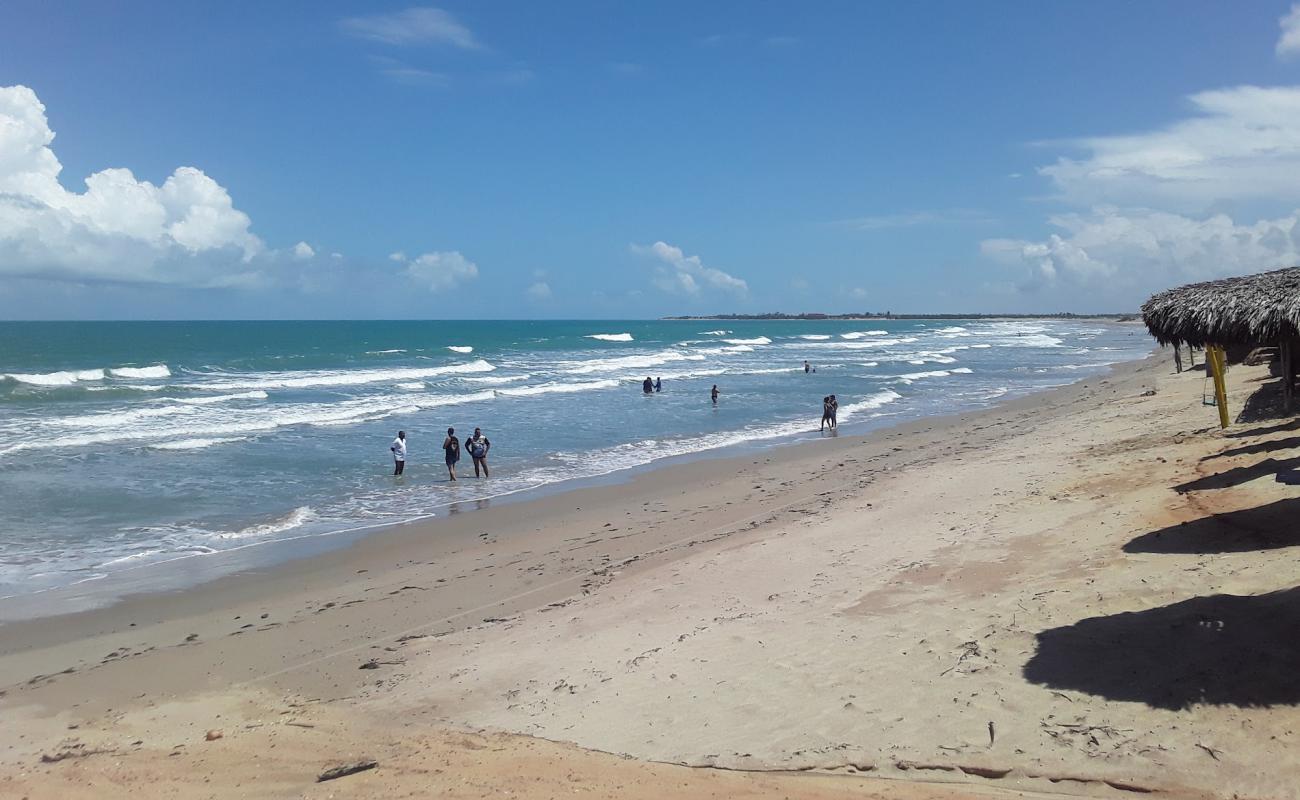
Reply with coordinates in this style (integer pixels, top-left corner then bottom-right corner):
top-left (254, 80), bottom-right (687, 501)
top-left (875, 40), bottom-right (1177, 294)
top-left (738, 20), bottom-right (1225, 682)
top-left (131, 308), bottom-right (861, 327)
top-left (2, 1), bottom-right (1300, 319)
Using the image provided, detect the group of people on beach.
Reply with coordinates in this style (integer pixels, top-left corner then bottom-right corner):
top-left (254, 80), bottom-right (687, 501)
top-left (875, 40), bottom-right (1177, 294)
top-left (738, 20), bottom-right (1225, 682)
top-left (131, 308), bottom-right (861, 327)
top-left (389, 360), bottom-right (835, 480)
top-left (390, 427), bottom-right (491, 482)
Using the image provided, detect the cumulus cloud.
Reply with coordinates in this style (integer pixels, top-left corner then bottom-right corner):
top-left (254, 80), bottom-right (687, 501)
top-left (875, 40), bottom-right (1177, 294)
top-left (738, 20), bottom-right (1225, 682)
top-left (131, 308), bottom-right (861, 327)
top-left (393, 250), bottom-right (479, 291)
top-left (292, 241), bottom-right (315, 260)
top-left (1038, 85), bottom-right (1300, 209)
top-left (1279, 4), bottom-right (1300, 58)
top-left (0, 85), bottom-right (263, 286)
top-left (630, 241), bottom-right (748, 297)
top-left (526, 281), bottom-right (552, 300)
top-left (982, 207), bottom-right (1300, 292)
top-left (340, 7), bottom-right (479, 49)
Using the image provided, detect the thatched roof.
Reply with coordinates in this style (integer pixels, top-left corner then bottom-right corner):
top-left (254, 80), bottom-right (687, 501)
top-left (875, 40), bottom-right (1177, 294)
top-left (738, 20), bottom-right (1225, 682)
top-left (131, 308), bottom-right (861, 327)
top-left (1142, 267), bottom-right (1300, 347)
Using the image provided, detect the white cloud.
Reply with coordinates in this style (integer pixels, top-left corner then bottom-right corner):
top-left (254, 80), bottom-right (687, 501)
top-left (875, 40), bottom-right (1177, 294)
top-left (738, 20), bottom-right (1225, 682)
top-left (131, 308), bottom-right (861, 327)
top-left (0, 85), bottom-right (264, 286)
top-left (292, 241), bottom-right (315, 260)
top-left (340, 7), bottom-right (479, 49)
top-left (526, 281), bottom-right (552, 300)
top-left (403, 250), bottom-right (479, 291)
top-left (630, 241), bottom-right (748, 297)
top-left (848, 287), bottom-right (868, 299)
top-left (1039, 85), bottom-right (1300, 209)
top-left (389, 251), bottom-right (408, 263)
top-left (982, 207), bottom-right (1300, 291)
top-left (1279, 4), bottom-right (1300, 58)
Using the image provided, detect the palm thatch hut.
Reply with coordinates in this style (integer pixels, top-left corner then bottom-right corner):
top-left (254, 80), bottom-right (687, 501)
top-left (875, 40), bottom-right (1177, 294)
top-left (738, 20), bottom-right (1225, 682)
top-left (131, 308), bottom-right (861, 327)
top-left (1142, 266), bottom-right (1300, 414)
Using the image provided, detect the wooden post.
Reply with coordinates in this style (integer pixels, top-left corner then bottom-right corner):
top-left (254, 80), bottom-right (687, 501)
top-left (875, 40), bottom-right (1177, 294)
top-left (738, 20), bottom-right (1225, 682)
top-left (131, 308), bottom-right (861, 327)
top-left (1208, 345), bottom-right (1230, 428)
top-left (1284, 335), bottom-right (1294, 403)
top-left (1282, 339), bottom-right (1294, 414)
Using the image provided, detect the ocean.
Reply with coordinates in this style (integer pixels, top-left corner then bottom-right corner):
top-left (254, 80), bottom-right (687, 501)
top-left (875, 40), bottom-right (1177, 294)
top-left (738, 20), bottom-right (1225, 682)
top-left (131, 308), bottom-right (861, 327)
top-left (0, 319), bottom-right (1150, 604)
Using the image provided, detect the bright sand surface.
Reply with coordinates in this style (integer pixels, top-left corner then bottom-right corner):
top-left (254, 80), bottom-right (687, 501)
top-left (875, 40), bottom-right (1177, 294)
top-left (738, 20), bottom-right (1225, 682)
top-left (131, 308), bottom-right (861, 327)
top-left (4, 350), bottom-right (1300, 798)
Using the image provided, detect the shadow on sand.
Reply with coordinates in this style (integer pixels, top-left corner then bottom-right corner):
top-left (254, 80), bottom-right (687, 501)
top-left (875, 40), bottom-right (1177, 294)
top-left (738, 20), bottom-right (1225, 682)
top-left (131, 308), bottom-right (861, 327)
top-left (1202, 435), bottom-right (1300, 461)
top-left (1174, 456), bottom-right (1300, 492)
top-left (1124, 499), bottom-right (1300, 554)
top-left (1023, 587), bottom-right (1300, 709)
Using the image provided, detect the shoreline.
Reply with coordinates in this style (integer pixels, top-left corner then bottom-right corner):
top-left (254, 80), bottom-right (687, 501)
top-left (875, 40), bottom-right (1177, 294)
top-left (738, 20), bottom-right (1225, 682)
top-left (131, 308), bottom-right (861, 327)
top-left (10, 345), bottom-right (1299, 797)
top-left (0, 356), bottom-right (1153, 697)
top-left (0, 350), bottom-right (1136, 621)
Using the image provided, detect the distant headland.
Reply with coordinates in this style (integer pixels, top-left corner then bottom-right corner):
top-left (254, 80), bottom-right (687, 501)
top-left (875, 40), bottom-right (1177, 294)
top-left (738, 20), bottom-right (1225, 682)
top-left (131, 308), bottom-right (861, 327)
top-left (661, 312), bottom-right (1137, 321)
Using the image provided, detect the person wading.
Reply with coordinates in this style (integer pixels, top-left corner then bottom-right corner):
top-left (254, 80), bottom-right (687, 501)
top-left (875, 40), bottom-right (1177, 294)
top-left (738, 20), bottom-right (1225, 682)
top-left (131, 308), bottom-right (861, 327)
top-left (466, 427), bottom-right (491, 478)
top-left (442, 427), bottom-right (461, 481)
top-left (390, 430), bottom-right (407, 476)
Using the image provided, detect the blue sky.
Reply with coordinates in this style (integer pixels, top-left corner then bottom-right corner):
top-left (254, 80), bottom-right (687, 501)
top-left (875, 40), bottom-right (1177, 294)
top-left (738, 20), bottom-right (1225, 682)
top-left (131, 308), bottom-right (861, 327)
top-left (2, 1), bottom-right (1300, 319)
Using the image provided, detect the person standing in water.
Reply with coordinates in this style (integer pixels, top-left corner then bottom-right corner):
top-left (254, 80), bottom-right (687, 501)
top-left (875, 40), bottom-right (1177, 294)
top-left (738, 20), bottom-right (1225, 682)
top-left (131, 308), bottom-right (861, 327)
top-left (804, 360), bottom-right (810, 373)
top-left (466, 427), bottom-right (491, 478)
top-left (829, 394), bottom-right (839, 429)
top-left (390, 430), bottom-right (407, 475)
top-left (442, 427), bottom-right (460, 481)
top-left (643, 377), bottom-right (654, 394)
top-left (654, 377), bottom-right (662, 392)
top-left (820, 396), bottom-right (832, 431)
top-left (711, 384), bottom-right (720, 405)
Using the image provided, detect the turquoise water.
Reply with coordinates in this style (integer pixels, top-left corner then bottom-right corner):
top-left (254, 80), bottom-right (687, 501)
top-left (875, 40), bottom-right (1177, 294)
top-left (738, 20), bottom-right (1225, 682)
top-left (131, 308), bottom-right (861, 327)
top-left (0, 319), bottom-right (1149, 600)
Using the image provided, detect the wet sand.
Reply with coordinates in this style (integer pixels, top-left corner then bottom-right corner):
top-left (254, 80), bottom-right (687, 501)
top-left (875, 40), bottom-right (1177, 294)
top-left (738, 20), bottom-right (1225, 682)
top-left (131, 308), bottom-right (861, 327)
top-left (5, 351), bottom-right (1299, 798)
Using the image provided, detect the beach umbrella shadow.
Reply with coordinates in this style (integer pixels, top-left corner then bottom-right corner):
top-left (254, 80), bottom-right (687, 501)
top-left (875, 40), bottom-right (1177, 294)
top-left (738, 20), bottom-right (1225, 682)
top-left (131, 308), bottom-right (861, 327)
top-left (1124, 499), bottom-right (1300, 554)
top-left (1023, 587), bottom-right (1300, 710)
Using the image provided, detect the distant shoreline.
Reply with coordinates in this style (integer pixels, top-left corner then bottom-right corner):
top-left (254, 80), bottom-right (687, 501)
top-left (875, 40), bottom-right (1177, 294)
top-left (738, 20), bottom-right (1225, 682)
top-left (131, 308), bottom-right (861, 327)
top-left (662, 312), bottom-right (1138, 321)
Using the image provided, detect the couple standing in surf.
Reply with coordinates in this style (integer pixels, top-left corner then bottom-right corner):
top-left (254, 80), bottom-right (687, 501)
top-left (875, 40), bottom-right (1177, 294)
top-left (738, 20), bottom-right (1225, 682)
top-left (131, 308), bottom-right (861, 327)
top-left (820, 395), bottom-right (838, 431)
top-left (391, 427), bottom-right (491, 481)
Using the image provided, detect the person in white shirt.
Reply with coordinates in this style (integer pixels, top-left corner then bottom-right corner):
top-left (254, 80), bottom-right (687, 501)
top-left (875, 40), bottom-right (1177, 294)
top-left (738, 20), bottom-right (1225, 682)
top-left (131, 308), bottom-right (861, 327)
top-left (390, 430), bottom-right (407, 476)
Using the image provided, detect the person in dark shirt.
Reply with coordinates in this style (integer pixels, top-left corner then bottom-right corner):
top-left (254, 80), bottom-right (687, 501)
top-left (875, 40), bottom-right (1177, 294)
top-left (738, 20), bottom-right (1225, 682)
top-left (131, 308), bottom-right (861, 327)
top-left (442, 427), bottom-right (460, 481)
top-left (643, 377), bottom-right (654, 394)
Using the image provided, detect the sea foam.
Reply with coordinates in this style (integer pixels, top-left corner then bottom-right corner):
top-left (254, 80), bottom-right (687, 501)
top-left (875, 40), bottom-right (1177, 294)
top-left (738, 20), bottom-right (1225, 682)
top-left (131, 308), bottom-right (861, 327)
top-left (179, 359), bottom-right (496, 391)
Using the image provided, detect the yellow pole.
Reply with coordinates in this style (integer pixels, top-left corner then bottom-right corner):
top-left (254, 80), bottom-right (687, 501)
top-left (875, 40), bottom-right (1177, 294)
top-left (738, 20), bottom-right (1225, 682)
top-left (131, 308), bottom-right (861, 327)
top-left (1208, 345), bottom-right (1230, 428)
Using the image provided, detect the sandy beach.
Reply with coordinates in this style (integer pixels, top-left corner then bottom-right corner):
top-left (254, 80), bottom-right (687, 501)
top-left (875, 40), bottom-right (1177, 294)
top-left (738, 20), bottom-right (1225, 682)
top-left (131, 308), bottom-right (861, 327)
top-left (5, 348), bottom-right (1300, 799)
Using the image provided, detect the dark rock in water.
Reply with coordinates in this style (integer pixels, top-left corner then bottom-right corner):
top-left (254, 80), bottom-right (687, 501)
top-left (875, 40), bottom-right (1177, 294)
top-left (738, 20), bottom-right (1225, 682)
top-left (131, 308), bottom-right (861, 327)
top-left (317, 759), bottom-right (378, 782)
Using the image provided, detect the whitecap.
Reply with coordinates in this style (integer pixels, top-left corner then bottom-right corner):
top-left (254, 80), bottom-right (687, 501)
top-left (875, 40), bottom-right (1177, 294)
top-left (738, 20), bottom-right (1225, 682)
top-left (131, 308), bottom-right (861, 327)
top-left (4, 368), bottom-right (106, 386)
top-left (563, 350), bottom-right (705, 375)
top-left (723, 336), bottom-right (771, 345)
top-left (206, 506), bottom-right (315, 540)
top-left (447, 345), bottom-right (474, 353)
top-left (495, 379), bottom-right (621, 397)
top-left (698, 330), bottom-right (731, 335)
top-left (461, 374), bottom-right (531, 386)
top-left (150, 437), bottom-right (251, 451)
top-left (585, 333), bottom-right (634, 342)
top-left (396, 382), bottom-right (425, 390)
top-left (178, 359), bottom-right (495, 391)
top-left (170, 390), bottom-right (268, 405)
top-left (110, 365), bottom-right (171, 379)
top-left (798, 334), bottom-right (832, 340)
top-left (841, 331), bottom-right (888, 339)
top-left (365, 349), bottom-right (407, 355)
